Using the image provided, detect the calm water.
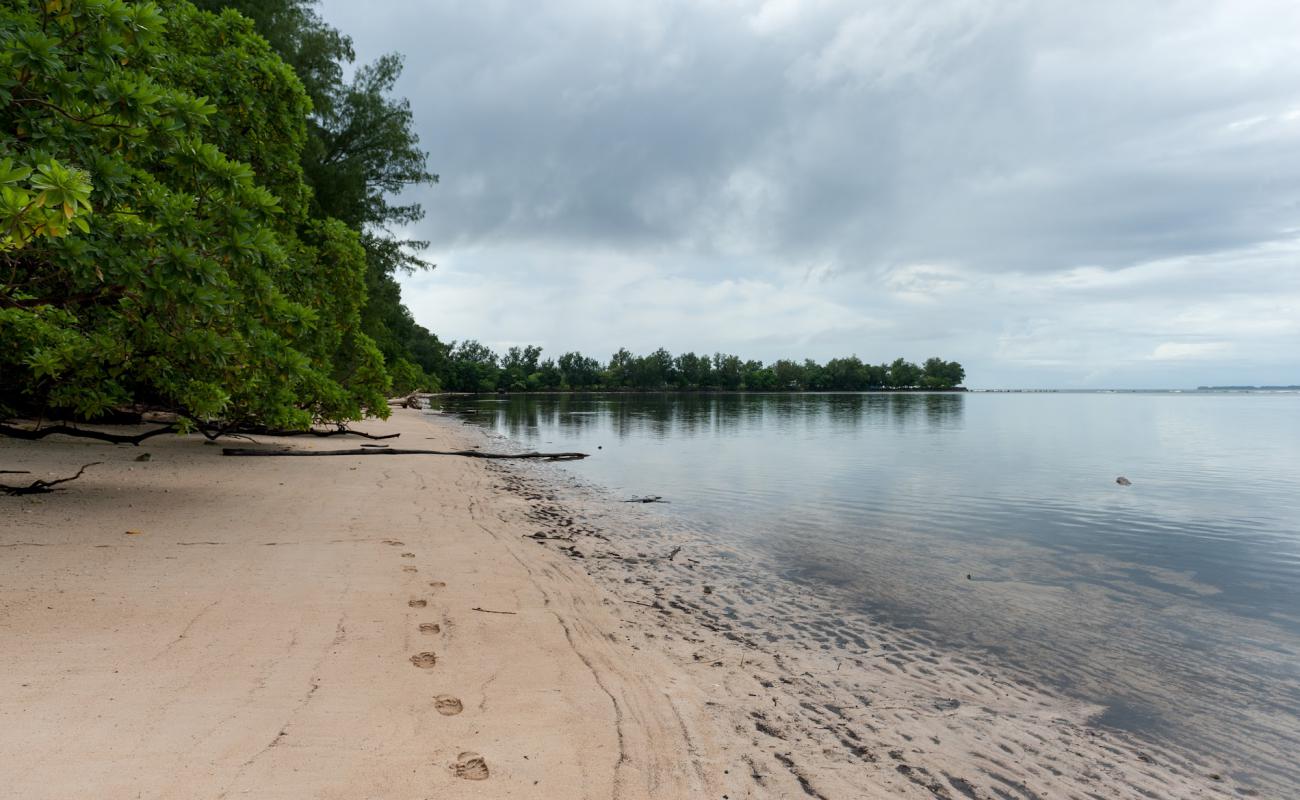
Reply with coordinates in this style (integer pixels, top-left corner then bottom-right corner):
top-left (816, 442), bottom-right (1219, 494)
top-left (436, 391), bottom-right (1300, 791)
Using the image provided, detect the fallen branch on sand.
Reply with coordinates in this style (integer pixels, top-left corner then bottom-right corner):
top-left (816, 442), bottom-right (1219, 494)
top-left (221, 447), bottom-right (588, 462)
top-left (221, 425), bottom-right (400, 441)
top-left (0, 422), bottom-right (177, 445)
top-left (471, 607), bottom-right (518, 615)
top-left (1, 421), bottom-right (397, 444)
top-left (1, 462), bottom-right (101, 495)
top-left (387, 393), bottom-right (425, 409)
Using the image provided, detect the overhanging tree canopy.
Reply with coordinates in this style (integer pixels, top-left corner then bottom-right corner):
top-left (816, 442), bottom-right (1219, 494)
top-left (0, 0), bottom-right (390, 429)
top-left (193, 0), bottom-right (447, 393)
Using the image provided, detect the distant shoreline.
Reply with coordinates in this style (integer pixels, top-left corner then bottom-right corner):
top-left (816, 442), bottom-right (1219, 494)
top-left (427, 387), bottom-right (970, 397)
top-left (1196, 384), bottom-right (1300, 391)
top-left (422, 386), bottom-right (1300, 397)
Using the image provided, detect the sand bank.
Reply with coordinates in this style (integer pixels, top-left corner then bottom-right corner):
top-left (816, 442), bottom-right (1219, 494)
top-left (0, 410), bottom-right (1239, 798)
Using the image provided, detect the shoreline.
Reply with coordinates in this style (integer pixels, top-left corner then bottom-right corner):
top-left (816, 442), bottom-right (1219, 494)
top-left (0, 409), bottom-right (1243, 798)
top-left (430, 388), bottom-right (970, 397)
top-left (489, 422), bottom-right (1246, 800)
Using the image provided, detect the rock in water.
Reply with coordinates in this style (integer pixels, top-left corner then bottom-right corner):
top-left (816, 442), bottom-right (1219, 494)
top-left (1116, 476), bottom-right (1132, 486)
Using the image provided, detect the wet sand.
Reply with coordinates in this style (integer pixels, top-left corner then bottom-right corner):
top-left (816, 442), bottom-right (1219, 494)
top-left (0, 410), bottom-right (1244, 798)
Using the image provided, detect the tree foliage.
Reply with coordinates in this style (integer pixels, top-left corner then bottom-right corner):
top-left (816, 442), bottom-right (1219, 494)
top-left (435, 344), bottom-right (965, 393)
top-left (0, 0), bottom-right (389, 427)
top-left (192, 0), bottom-right (444, 393)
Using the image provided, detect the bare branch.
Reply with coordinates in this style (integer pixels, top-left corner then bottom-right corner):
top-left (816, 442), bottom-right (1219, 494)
top-left (1, 462), bottom-right (101, 495)
top-left (221, 447), bottom-right (587, 462)
top-left (0, 423), bottom-right (176, 445)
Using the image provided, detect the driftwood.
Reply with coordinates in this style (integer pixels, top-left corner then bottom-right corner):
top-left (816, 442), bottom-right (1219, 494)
top-left (221, 447), bottom-right (588, 462)
top-left (221, 425), bottom-right (400, 441)
top-left (1, 462), bottom-right (101, 495)
top-left (1, 421), bottom-right (397, 444)
top-left (387, 393), bottom-right (425, 409)
top-left (0, 422), bottom-right (176, 445)
top-left (623, 495), bottom-right (667, 503)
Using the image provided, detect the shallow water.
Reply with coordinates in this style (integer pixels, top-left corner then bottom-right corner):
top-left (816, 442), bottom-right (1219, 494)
top-left (436, 391), bottom-right (1300, 792)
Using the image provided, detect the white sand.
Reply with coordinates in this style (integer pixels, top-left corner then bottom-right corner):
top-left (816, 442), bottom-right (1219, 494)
top-left (0, 411), bottom-right (731, 798)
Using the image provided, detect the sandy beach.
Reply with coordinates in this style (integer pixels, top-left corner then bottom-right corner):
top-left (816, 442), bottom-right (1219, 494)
top-left (0, 409), bottom-right (1240, 799)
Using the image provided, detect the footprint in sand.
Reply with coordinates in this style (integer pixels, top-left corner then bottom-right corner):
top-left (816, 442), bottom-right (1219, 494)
top-left (452, 751), bottom-right (489, 780)
top-left (410, 652), bottom-right (438, 669)
top-left (434, 695), bottom-right (464, 716)
top-left (383, 539), bottom-right (405, 546)
top-left (400, 553), bottom-right (415, 558)
top-left (402, 566), bottom-right (418, 573)
top-left (428, 581), bottom-right (446, 589)
top-left (409, 599), bottom-right (427, 608)
top-left (419, 623), bottom-right (441, 634)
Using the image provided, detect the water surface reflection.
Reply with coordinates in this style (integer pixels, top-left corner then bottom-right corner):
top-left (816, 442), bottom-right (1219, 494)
top-left (437, 391), bottom-right (1300, 792)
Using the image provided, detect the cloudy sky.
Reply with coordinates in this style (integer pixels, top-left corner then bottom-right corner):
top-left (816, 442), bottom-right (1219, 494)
top-left (320, 0), bottom-right (1300, 388)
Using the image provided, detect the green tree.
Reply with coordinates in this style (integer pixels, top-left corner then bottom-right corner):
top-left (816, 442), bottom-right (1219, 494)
top-left (533, 358), bottom-right (562, 390)
top-left (888, 358), bottom-right (923, 388)
top-left (630, 347), bottom-right (675, 390)
top-left (499, 345), bottom-right (541, 391)
top-left (558, 351), bottom-right (601, 389)
top-left (803, 359), bottom-right (827, 390)
top-left (1, 0), bottom-right (387, 428)
top-left (741, 359), bottom-right (776, 390)
top-left (712, 353), bottom-right (743, 390)
top-left (823, 356), bottom-right (866, 390)
top-left (189, 0), bottom-right (352, 116)
top-left (605, 348), bottom-right (634, 388)
top-left (446, 340), bottom-right (499, 393)
top-left (922, 357), bottom-right (965, 388)
top-left (771, 359), bottom-right (806, 390)
top-left (193, 0), bottom-right (441, 391)
top-left (673, 352), bottom-right (711, 389)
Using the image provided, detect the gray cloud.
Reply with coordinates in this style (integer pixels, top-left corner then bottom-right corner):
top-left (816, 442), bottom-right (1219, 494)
top-left (321, 0), bottom-right (1300, 387)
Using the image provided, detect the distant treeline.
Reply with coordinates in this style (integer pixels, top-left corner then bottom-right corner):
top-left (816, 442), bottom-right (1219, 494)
top-left (429, 344), bottom-right (965, 393)
top-left (1196, 385), bottom-right (1300, 391)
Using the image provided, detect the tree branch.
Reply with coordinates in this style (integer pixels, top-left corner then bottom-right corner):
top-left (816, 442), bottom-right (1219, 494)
top-left (222, 447), bottom-right (587, 461)
top-left (1, 462), bottom-right (101, 495)
top-left (0, 423), bottom-right (176, 445)
top-left (1, 285), bottom-right (127, 309)
top-left (225, 425), bottom-right (400, 440)
top-left (9, 97), bottom-right (134, 129)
